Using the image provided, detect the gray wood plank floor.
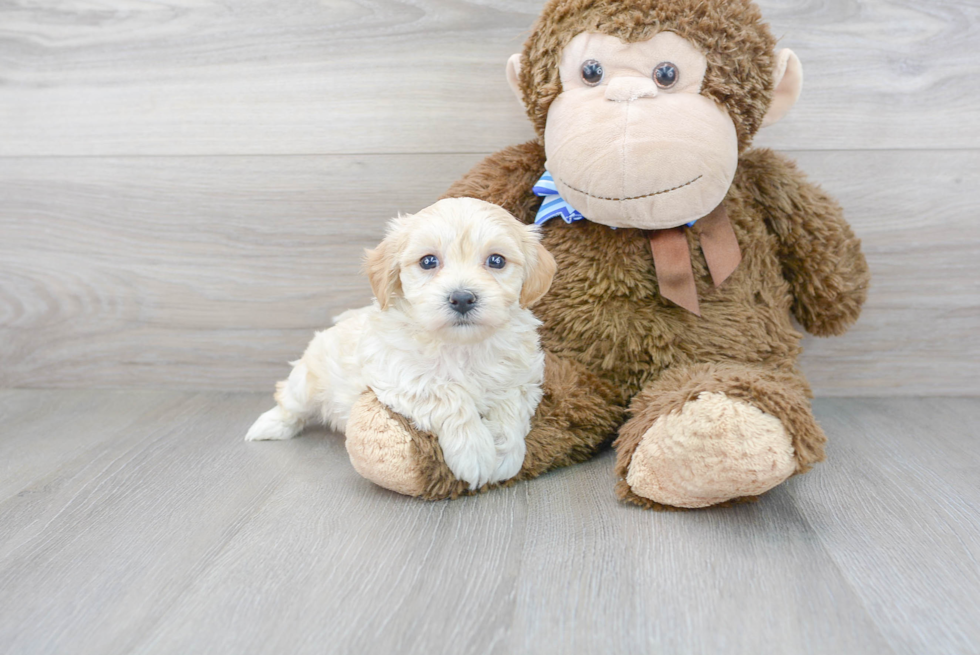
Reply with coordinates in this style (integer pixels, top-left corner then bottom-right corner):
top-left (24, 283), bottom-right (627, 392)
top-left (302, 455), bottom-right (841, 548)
top-left (0, 391), bottom-right (977, 655)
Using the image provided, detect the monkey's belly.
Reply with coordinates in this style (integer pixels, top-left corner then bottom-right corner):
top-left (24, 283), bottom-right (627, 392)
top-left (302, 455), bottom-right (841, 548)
top-left (533, 219), bottom-right (803, 403)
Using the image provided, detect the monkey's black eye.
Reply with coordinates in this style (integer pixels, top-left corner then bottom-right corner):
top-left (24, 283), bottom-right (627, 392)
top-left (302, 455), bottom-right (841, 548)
top-left (653, 62), bottom-right (679, 89)
top-left (580, 59), bottom-right (604, 86)
top-left (486, 254), bottom-right (506, 269)
top-left (420, 255), bottom-right (439, 270)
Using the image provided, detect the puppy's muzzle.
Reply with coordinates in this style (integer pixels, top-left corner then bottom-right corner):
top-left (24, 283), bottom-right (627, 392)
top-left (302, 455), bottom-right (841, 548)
top-left (448, 289), bottom-right (478, 315)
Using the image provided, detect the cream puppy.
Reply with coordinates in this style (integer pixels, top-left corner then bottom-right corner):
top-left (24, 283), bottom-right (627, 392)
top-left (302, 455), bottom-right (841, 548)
top-left (246, 198), bottom-right (557, 489)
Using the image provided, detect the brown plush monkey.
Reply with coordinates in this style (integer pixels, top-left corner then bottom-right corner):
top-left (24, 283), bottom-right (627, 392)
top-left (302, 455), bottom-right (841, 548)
top-left (344, 0), bottom-right (870, 509)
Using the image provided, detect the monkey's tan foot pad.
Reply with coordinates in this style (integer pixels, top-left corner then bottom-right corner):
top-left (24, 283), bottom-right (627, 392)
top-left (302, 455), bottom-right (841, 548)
top-left (625, 392), bottom-right (796, 509)
top-left (345, 392), bottom-right (426, 497)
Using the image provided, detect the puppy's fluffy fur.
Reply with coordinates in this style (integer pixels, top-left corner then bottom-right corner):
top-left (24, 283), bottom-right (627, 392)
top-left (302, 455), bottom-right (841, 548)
top-left (246, 198), bottom-right (557, 489)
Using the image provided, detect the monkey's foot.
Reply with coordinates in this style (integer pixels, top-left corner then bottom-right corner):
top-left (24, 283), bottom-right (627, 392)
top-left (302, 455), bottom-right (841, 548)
top-left (624, 392), bottom-right (796, 509)
top-left (344, 392), bottom-right (426, 497)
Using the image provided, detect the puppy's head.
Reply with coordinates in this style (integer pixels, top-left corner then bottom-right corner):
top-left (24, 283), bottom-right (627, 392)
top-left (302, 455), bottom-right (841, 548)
top-left (364, 198), bottom-right (557, 342)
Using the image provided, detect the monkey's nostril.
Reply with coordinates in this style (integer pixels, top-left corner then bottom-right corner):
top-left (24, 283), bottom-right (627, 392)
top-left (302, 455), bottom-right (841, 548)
top-left (605, 77), bottom-right (658, 103)
top-left (448, 290), bottom-right (478, 315)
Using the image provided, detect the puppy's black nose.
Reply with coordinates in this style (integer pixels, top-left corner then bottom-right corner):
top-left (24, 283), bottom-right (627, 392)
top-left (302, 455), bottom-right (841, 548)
top-left (448, 290), bottom-right (478, 315)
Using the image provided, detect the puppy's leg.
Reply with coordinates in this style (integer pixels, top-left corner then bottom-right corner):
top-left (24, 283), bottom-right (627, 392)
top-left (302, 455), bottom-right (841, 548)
top-left (484, 387), bottom-right (535, 483)
top-left (421, 391), bottom-right (497, 490)
top-left (245, 361), bottom-right (316, 441)
top-left (246, 311), bottom-right (369, 441)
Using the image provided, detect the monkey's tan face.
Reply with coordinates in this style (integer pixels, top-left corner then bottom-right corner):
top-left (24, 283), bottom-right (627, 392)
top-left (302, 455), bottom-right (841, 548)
top-left (544, 31), bottom-right (739, 230)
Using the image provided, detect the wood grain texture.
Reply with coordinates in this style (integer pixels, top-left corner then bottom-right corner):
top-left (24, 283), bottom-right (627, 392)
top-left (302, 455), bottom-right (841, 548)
top-left (1, 391), bottom-right (978, 654)
top-left (506, 468), bottom-right (893, 654)
top-left (1, 150), bottom-right (977, 394)
top-left (0, 389), bottom-right (185, 499)
top-left (795, 397), bottom-right (980, 655)
top-left (0, 392), bottom-right (302, 654)
top-left (0, 0), bottom-right (978, 155)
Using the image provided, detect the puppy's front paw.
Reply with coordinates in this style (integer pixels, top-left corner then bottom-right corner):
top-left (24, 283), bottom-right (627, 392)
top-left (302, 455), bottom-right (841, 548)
top-left (489, 439), bottom-right (526, 483)
top-left (245, 407), bottom-right (302, 442)
top-left (441, 435), bottom-right (497, 490)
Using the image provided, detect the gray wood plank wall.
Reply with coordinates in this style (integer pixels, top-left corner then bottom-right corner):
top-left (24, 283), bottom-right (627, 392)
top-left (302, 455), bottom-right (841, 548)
top-left (1, 0), bottom-right (978, 395)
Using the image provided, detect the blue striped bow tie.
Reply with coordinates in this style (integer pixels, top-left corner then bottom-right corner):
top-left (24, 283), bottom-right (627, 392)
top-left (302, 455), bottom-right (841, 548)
top-left (529, 170), bottom-right (738, 316)
top-left (532, 171), bottom-right (585, 225)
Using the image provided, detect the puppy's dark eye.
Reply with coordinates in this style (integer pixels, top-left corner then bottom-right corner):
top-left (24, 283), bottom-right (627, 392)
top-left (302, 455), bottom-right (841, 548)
top-left (486, 254), bottom-right (506, 269)
top-left (653, 62), bottom-right (679, 89)
top-left (420, 255), bottom-right (439, 270)
top-left (581, 59), bottom-right (604, 86)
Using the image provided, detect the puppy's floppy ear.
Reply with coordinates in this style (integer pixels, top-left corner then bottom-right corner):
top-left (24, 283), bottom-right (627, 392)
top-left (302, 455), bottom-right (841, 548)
top-left (364, 231), bottom-right (402, 310)
top-left (520, 226), bottom-right (557, 308)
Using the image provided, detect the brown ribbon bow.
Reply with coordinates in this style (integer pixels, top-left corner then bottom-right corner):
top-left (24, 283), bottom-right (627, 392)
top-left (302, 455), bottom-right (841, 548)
top-left (647, 204), bottom-right (741, 316)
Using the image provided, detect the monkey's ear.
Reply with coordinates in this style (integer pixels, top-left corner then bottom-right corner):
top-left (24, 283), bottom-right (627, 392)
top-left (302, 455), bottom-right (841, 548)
top-left (762, 49), bottom-right (804, 128)
top-left (506, 54), bottom-right (526, 110)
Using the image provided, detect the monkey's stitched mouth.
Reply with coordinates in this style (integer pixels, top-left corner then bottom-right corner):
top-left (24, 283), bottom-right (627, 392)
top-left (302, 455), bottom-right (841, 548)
top-left (557, 175), bottom-right (703, 201)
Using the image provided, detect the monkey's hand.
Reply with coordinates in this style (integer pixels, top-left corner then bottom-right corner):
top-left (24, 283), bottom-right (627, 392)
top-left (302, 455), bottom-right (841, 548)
top-left (744, 148), bottom-right (870, 337)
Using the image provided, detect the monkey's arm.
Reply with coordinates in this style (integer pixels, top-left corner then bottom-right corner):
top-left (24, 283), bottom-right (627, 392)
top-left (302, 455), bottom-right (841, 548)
top-left (441, 140), bottom-right (546, 224)
top-left (741, 149), bottom-right (870, 337)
